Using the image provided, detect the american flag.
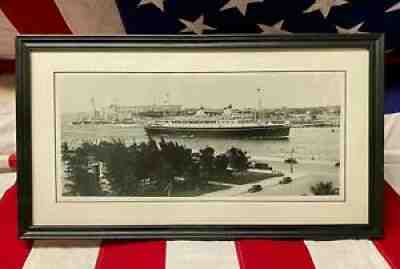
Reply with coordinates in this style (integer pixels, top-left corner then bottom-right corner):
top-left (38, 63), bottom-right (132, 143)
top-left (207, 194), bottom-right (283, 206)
top-left (0, 1), bottom-right (400, 268)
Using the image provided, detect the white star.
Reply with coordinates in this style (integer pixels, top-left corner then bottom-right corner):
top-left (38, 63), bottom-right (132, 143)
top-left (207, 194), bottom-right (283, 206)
top-left (220, 0), bottom-right (263, 16)
top-left (303, 0), bottom-right (348, 18)
top-left (386, 2), bottom-right (400, 13)
top-left (137, 0), bottom-right (165, 12)
top-left (336, 22), bottom-right (365, 34)
top-left (179, 15), bottom-right (216, 35)
top-left (258, 20), bottom-right (291, 34)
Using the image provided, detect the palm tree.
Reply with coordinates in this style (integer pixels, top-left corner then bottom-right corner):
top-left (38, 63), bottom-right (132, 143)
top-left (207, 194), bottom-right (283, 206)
top-left (215, 154), bottom-right (229, 175)
top-left (310, 181), bottom-right (339, 195)
top-left (199, 146), bottom-right (215, 182)
top-left (226, 147), bottom-right (249, 172)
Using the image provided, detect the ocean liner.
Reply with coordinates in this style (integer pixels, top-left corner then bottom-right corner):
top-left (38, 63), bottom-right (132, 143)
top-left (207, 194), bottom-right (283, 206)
top-left (144, 105), bottom-right (290, 139)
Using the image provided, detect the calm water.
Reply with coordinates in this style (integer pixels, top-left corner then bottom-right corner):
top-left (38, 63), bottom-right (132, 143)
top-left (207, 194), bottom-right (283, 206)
top-left (62, 124), bottom-right (340, 163)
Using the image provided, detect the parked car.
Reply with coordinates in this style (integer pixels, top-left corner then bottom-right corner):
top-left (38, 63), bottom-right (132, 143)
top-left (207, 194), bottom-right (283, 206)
top-left (254, 162), bottom-right (272, 170)
top-left (279, 176), bottom-right (293, 184)
top-left (249, 161), bottom-right (272, 170)
top-left (284, 157), bottom-right (298, 164)
top-left (248, 184), bottom-right (263, 193)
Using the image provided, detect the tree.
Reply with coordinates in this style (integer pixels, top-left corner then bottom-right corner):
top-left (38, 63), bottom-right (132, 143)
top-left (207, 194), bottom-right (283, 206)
top-left (184, 161), bottom-right (201, 190)
top-left (159, 138), bottom-right (192, 178)
top-left (159, 161), bottom-right (175, 196)
top-left (63, 138), bottom-right (253, 197)
top-left (61, 142), bottom-right (70, 161)
top-left (102, 139), bottom-right (139, 196)
top-left (199, 146), bottom-right (215, 181)
top-left (310, 181), bottom-right (339, 195)
top-left (64, 144), bottom-right (102, 196)
top-left (226, 147), bottom-right (249, 172)
top-left (214, 154), bottom-right (229, 175)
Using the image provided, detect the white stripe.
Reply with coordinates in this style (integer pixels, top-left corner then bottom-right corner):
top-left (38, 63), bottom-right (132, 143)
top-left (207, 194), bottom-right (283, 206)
top-left (0, 155), bottom-right (11, 170)
top-left (166, 241), bottom-right (239, 269)
top-left (0, 9), bottom-right (18, 59)
top-left (54, 0), bottom-right (125, 34)
top-left (386, 2), bottom-right (400, 13)
top-left (0, 154), bottom-right (9, 166)
top-left (23, 240), bottom-right (101, 269)
top-left (305, 240), bottom-right (390, 269)
top-left (0, 113), bottom-right (15, 155)
top-left (384, 113), bottom-right (400, 152)
top-left (0, 172), bottom-right (16, 199)
top-left (385, 150), bottom-right (400, 164)
top-left (384, 113), bottom-right (400, 194)
top-left (385, 164), bottom-right (400, 195)
top-left (0, 74), bottom-right (15, 155)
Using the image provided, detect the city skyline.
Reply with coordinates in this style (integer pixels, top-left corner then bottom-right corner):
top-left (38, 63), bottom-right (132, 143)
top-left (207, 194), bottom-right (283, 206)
top-left (61, 102), bottom-right (340, 116)
top-left (57, 72), bottom-right (344, 113)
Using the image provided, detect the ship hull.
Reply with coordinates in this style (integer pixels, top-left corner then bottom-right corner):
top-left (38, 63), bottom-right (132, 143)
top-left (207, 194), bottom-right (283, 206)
top-left (145, 125), bottom-right (290, 139)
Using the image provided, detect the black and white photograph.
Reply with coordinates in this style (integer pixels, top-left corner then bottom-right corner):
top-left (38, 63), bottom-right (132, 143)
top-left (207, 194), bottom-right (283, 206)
top-left (16, 35), bottom-right (383, 239)
top-left (58, 71), bottom-right (344, 199)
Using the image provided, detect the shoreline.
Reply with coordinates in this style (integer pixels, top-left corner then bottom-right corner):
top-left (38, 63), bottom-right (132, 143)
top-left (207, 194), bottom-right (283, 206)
top-left (251, 156), bottom-right (336, 166)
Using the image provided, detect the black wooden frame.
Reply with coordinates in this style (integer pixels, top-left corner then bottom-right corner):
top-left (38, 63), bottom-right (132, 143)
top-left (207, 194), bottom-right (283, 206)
top-left (16, 34), bottom-right (384, 240)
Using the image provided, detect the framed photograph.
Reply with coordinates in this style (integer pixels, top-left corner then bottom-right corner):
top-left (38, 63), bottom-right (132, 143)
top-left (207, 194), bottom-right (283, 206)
top-left (16, 34), bottom-right (384, 239)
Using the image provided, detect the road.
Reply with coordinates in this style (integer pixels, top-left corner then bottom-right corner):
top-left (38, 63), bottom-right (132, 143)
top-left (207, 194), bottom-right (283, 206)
top-left (203, 168), bottom-right (338, 197)
top-left (203, 170), bottom-right (306, 197)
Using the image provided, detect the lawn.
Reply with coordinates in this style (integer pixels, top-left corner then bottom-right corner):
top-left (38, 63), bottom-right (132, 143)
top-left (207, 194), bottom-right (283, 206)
top-left (210, 171), bottom-right (283, 185)
top-left (172, 183), bottom-right (231, 197)
top-left (139, 182), bottom-right (231, 197)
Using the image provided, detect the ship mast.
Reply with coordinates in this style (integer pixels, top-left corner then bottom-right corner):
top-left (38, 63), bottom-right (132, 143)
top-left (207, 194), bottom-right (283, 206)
top-left (256, 88), bottom-right (263, 121)
top-left (163, 91), bottom-right (170, 117)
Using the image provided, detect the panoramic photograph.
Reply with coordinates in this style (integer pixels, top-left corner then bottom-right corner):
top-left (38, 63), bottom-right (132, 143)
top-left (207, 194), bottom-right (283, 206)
top-left (57, 72), bottom-right (343, 198)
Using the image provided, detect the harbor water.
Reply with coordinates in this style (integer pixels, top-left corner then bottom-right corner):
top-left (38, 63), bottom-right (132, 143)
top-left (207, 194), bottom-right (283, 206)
top-left (62, 124), bottom-right (340, 163)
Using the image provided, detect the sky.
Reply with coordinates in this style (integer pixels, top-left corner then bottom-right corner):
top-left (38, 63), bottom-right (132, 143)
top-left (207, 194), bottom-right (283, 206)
top-left (57, 72), bottom-right (344, 113)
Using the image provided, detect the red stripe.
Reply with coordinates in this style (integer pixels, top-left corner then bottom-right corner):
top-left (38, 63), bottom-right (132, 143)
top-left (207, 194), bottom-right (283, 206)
top-left (236, 240), bottom-right (315, 269)
top-left (0, 0), bottom-right (71, 34)
top-left (0, 59), bottom-right (15, 74)
top-left (95, 240), bottom-right (166, 269)
top-left (0, 185), bottom-right (32, 269)
top-left (374, 182), bottom-right (400, 269)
